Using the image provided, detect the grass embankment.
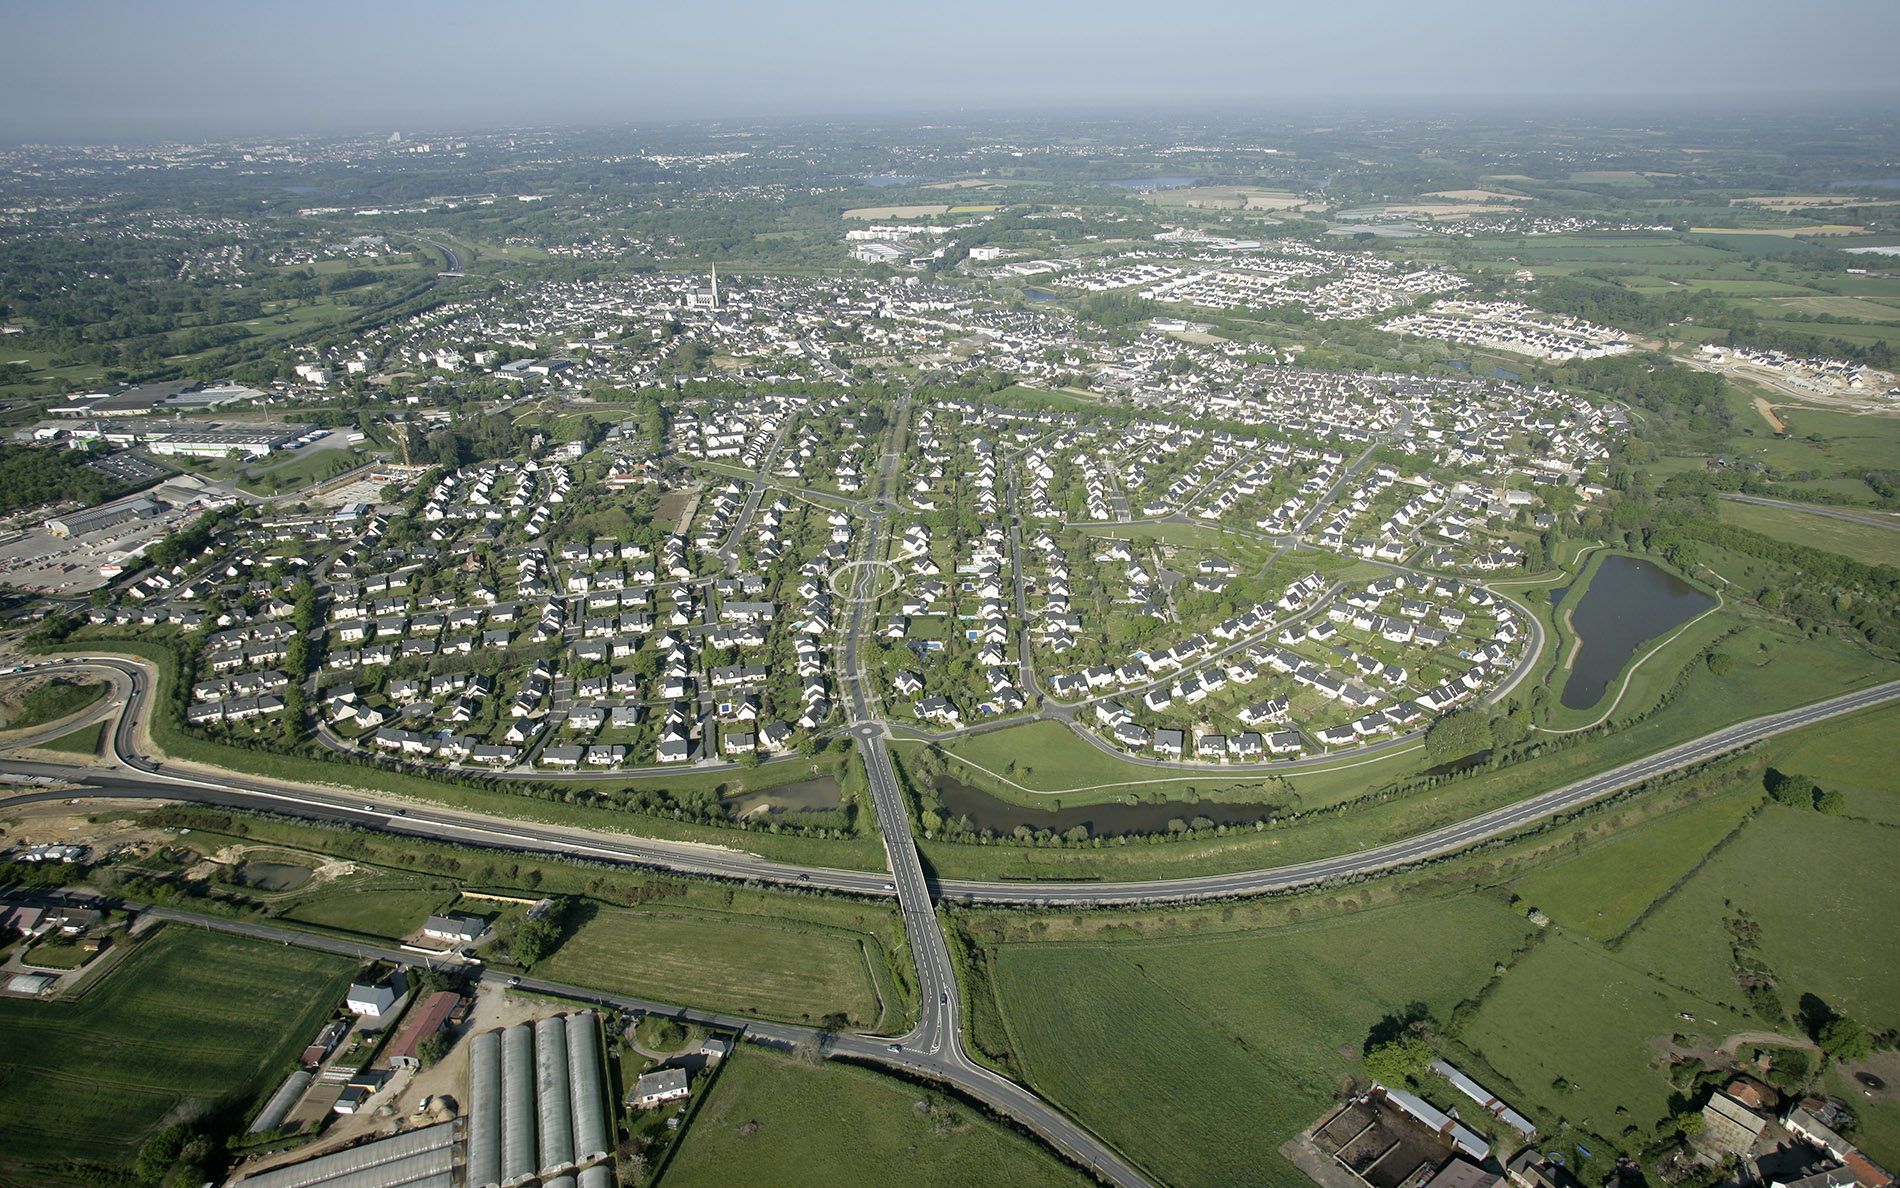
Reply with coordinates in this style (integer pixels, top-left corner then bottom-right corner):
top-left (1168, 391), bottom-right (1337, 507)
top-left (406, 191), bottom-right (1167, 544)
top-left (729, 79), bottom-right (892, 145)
top-left (0, 924), bottom-right (354, 1179)
top-left (36, 720), bottom-right (106, 756)
top-left (47, 637), bottom-right (887, 872)
top-left (970, 701), bottom-right (1900, 1187)
top-left (661, 1046), bottom-right (1092, 1188)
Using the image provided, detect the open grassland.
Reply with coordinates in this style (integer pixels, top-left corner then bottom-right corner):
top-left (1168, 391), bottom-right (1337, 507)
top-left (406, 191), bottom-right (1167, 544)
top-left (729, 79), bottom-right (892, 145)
top-left (536, 906), bottom-right (890, 1028)
top-left (661, 1047), bottom-right (1090, 1188)
top-left (0, 924), bottom-right (354, 1172)
top-left (986, 898), bottom-right (1532, 1188)
top-left (1614, 803), bottom-right (1900, 1030)
top-left (1506, 790), bottom-right (1761, 940)
top-left (1455, 933), bottom-right (1754, 1141)
top-left (1717, 500), bottom-right (1900, 569)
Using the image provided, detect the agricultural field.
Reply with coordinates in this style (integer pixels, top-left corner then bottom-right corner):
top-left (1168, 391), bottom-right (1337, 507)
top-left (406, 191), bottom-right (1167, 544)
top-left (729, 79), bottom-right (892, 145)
top-left (984, 898), bottom-right (1533, 1188)
top-left (662, 1048), bottom-right (1092, 1188)
top-left (534, 906), bottom-right (894, 1029)
top-left (1506, 789), bottom-right (1761, 940)
top-left (0, 924), bottom-right (354, 1177)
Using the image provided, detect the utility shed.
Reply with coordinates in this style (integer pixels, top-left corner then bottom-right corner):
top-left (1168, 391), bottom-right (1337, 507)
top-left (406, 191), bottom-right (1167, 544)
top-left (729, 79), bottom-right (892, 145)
top-left (233, 1122), bottom-right (457, 1188)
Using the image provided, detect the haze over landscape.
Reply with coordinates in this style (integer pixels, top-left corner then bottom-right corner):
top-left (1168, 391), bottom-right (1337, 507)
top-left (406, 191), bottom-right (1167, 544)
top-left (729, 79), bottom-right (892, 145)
top-left (9, 0), bottom-right (1900, 139)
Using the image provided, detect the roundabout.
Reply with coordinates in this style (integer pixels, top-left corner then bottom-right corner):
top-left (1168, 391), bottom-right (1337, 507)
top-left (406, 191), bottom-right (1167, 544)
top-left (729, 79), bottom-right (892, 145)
top-left (828, 557), bottom-right (904, 601)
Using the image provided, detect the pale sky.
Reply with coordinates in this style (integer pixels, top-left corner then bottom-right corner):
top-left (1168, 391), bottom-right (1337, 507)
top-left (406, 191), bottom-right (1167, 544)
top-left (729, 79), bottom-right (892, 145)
top-left (7, 0), bottom-right (1898, 141)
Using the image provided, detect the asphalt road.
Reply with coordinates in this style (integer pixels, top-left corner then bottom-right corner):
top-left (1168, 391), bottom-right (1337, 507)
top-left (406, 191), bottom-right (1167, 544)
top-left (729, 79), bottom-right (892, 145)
top-left (1718, 492), bottom-right (1900, 534)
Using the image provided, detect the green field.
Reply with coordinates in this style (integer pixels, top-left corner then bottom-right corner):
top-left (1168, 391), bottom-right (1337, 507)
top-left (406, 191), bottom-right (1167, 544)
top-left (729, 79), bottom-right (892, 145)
top-left (1508, 790), bottom-right (1761, 940)
top-left (1770, 701), bottom-right (1900, 826)
top-left (1614, 801), bottom-right (1900, 1036)
top-left (2, 679), bottom-right (107, 731)
top-left (1717, 500), bottom-right (1900, 569)
top-left (985, 898), bottom-right (1533, 1188)
top-left (661, 1047), bottom-right (1091, 1188)
top-left (0, 924), bottom-right (354, 1174)
top-left (536, 907), bottom-right (893, 1029)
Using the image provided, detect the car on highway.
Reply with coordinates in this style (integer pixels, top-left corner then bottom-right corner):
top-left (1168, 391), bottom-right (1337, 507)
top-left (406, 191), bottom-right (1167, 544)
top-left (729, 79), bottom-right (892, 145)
top-left (883, 882), bottom-right (894, 890)
top-left (887, 1043), bottom-right (902, 1053)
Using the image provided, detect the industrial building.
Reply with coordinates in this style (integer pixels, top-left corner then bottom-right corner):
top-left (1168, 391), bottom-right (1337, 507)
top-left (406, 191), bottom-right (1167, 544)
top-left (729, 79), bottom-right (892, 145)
top-left (467, 1011), bottom-right (611, 1188)
top-left (44, 497), bottom-right (160, 538)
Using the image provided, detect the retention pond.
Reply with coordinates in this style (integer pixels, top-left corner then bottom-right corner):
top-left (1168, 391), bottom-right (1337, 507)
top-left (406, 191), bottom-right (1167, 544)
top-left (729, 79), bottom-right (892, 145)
top-left (1560, 555), bottom-right (1714, 710)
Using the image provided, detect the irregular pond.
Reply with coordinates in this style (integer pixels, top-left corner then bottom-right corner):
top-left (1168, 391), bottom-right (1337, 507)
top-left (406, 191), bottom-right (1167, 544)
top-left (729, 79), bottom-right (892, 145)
top-left (1560, 555), bottom-right (1714, 710)
top-left (239, 861), bottom-right (313, 892)
top-left (932, 776), bottom-right (1282, 839)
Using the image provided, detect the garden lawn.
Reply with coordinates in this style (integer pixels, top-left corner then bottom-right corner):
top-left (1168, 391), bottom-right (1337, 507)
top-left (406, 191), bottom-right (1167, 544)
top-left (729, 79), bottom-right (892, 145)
top-left (660, 1048), bottom-right (1091, 1188)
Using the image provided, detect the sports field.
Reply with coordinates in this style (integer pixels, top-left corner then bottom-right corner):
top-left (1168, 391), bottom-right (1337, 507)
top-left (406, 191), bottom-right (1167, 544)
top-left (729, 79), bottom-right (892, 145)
top-left (0, 924), bottom-right (354, 1172)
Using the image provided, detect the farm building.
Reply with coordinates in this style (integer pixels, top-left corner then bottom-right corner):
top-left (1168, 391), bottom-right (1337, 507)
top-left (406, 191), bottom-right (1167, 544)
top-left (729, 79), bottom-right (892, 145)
top-left (387, 991), bottom-right (460, 1069)
top-left (246, 1070), bottom-right (312, 1134)
top-left (346, 977), bottom-right (403, 1019)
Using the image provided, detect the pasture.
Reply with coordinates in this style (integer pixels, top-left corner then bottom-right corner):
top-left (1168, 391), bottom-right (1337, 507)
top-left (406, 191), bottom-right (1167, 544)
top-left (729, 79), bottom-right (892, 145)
top-left (1506, 788), bottom-right (1761, 940)
top-left (1615, 800), bottom-right (1900, 1031)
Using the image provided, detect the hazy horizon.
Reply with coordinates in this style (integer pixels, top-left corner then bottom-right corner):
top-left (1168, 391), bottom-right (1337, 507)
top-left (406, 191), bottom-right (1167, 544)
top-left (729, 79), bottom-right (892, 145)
top-left (8, 0), bottom-right (1900, 143)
